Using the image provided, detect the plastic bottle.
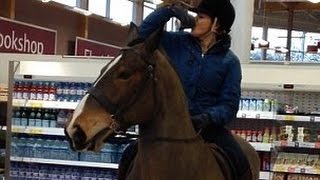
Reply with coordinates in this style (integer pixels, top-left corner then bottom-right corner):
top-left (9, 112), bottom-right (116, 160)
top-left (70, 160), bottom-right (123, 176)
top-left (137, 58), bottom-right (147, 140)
top-left (20, 108), bottom-right (29, 126)
top-left (262, 127), bottom-right (270, 143)
top-left (36, 81), bottom-right (44, 100)
top-left (22, 81), bottom-right (30, 100)
top-left (42, 82), bottom-right (50, 101)
top-left (35, 108), bottom-right (43, 127)
top-left (62, 82), bottom-right (70, 101)
top-left (16, 81), bottom-right (23, 99)
top-left (29, 81), bottom-right (38, 100)
top-left (49, 109), bottom-right (57, 128)
top-left (12, 109), bottom-right (21, 126)
top-left (42, 109), bottom-right (50, 127)
top-left (56, 82), bottom-right (63, 101)
top-left (56, 110), bottom-right (66, 128)
top-left (28, 108), bottom-right (36, 127)
top-left (48, 82), bottom-right (56, 101)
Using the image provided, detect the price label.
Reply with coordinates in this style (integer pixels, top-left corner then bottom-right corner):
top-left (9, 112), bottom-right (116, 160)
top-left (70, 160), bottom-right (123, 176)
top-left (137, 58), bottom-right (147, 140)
top-left (280, 141), bottom-right (288, 147)
top-left (310, 116), bottom-right (315, 122)
top-left (300, 168), bottom-right (306, 174)
top-left (284, 115), bottom-right (294, 121)
top-left (294, 142), bottom-right (299, 148)
top-left (29, 102), bottom-right (43, 108)
top-left (274, 165), bottom-right (286, 172)
top-left (29, 128), bottom-right (43, 134)
top-left (241, 113), bottom-right (246, 118)
top-left (288, 167), bottom-right (296, 173)
top-left (255, 114), bottom-right (260, 119)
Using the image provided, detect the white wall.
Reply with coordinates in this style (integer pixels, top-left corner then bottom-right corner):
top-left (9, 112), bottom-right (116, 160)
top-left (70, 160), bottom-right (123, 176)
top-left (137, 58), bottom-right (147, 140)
top-left (230, 0), bottom-right (254, 64)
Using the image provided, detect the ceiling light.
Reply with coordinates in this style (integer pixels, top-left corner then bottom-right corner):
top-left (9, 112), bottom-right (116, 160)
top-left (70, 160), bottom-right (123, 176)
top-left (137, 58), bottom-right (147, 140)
top-left (308, 0), bottom-right (320, 3)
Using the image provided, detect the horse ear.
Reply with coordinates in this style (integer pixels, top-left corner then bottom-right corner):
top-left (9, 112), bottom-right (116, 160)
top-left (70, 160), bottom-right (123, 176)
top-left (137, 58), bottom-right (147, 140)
top-left (126, 22), bottom-right (139, 45)
top-left (144, 28), bottom-right (162, 55)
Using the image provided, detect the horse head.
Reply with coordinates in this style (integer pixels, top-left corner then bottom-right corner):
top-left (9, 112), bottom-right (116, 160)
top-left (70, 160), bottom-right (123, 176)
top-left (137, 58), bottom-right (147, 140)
top-left (65, 23), bottom-right (162, 151)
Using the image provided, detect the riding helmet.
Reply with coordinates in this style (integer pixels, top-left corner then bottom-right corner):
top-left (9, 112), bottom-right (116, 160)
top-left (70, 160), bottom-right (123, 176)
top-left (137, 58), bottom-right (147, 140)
top-left (189, 0), bottom-right (236, 33)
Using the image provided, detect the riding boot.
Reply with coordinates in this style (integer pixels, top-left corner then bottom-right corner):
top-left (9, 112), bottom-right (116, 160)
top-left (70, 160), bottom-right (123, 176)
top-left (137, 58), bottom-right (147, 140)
top-left (117, 141), bottom-right (138, 180)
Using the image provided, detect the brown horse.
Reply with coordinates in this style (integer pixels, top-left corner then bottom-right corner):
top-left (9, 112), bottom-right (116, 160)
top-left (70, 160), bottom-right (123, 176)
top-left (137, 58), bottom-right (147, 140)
top-left (65, 23), bottom-right (260, 180)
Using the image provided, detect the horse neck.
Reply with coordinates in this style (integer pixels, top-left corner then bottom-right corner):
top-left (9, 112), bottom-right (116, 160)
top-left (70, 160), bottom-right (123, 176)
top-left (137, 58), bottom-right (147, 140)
top-left (139, 52), bottom-right (196, 141)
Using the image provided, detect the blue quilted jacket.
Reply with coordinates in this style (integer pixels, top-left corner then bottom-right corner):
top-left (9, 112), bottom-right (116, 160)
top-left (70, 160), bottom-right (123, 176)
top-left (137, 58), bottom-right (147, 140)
top-left (138, 6), bottom-right (242, 127)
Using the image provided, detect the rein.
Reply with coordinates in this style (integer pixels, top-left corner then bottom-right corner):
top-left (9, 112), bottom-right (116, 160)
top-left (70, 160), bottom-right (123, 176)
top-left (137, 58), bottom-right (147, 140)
top-left (88, 47), bottom-right (201, 143)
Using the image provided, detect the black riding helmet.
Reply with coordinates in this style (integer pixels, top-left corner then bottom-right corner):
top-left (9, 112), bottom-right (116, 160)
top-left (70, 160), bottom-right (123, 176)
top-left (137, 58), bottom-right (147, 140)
top-left (189, 0), bottom-right (235, 33)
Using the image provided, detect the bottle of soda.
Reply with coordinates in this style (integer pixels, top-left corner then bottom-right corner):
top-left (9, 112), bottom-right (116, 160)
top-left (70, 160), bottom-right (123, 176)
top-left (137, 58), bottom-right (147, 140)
top-left (22, 81), bottom-right (30, 100)
top-left (36, 82), bottom-right (44, 100)
top-left (48, 82), bottom-right (57, 101)
top-left (29, 82), bottom-right (37, 100)
top-left (16, 81), bottom-right (23, 99)
top-left (42, 82), bottom-right (50, 101)
top-left (12, 108), bottom-right (22, 126)
top-left (42, 109), bottom-right (50, 127)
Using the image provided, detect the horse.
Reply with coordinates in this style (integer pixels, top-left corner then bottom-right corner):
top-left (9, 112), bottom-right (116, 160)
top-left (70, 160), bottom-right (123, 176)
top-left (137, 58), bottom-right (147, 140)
top-left (65, 23), bottom-right (260, 180)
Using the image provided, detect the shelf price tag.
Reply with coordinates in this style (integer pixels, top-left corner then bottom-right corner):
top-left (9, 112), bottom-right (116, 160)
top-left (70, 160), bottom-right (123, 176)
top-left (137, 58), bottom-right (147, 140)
top-left (241, 113), bottom-right (246, 118)
top-left (300, 168), bottom-right (306, 174)
top-left (288, 167), bottom-right (295, 173)
top-left (29, 101), bottom-right (43, 108)
top-left (255, 113), bottom-right (260, 119)
top-left (284, 115), bottom-right (294, 121)
top-left (29, 128), bottom-right (43, 134)
top-left (310, 116), bottom-right (315, 122)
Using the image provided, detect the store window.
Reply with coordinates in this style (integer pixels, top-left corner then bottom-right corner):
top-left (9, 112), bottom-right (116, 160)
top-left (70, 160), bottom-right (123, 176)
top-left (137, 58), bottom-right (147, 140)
top-left (110, 0), bottom-right (133, 25)
top-left (88, 0), bottom-right (107, 17)
top-left (250, 0), bottom-right (320, 63)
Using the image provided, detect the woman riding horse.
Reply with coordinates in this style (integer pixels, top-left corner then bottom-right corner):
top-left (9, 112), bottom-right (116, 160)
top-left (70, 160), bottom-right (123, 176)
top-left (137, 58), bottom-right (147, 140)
top-left (120, 0), bottom-right (250, 179)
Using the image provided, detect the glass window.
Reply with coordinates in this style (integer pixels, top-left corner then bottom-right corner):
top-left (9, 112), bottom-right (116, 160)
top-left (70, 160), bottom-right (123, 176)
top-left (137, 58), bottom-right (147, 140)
top-left (88, 0), bottom-right (107, 17)
top-left (143, 2), bottom-right (156, 19)
top-left (110, 0), bottom-right (133, 25)
top-left (250, 0), bottom-right (320, 63)
top-left (52, 0), bottom-right (77, 7)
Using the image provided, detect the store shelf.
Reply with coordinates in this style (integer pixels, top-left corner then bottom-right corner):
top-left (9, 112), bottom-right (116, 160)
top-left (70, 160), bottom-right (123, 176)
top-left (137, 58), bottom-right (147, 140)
top-left (273, 165), bottom-right (320, 175)
top-left (250, 142), bottom-right (272, 152)
top-left (11, 157), bottom-right (118, 169)
top-left (237, 111), bottom-right (275, 120)
top-left (275, 114), bottom-right (320, 122)
top-left (13, 99), bottom-right (78, 109)
top-left (11, 126), bottom-right (138, 137)
top-left (273, 141), bottom-right (320, 149)
top-left (12, 126), bottom-right (65, 136)
top-left (259, 171), bottom-right (271, 180)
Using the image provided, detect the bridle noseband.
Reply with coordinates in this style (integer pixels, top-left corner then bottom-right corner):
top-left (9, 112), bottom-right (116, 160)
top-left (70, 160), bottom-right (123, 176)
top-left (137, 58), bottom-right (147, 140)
top-left (87, 47), bottom-right (155, 134)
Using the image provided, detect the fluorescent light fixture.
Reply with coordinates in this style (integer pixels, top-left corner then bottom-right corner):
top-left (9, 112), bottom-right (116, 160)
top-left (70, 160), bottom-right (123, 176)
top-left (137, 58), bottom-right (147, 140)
top-left (275, 47), bottom-right (289, 53)
top-left (308, 0), bottom-right (320, 3)
top-left (72, 7), bottom-right (92, 16)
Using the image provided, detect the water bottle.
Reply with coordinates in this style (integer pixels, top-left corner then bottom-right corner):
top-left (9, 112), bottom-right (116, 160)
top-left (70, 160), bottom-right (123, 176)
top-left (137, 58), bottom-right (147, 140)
top-left (29, 81), bottom-right (38, 100)
top-left (48, 82), bottom-right (57, 101)
top-left (39, 166), bottom-right (48, 180)
top-left (36, 81), bottom-right (44, 100)
top-left (56, 110), bottom-right (66, 128)
top-left (42, 109), bottom-right (50, 127)
top-left (56, 82), bottom-right (63, 101)
top-left (12, 109), bottom-right (21, 126)
top-left (22, 81), bottom-right (30, 100)
top-left (28, 108), bottom-right (36, 127)
top-left (42, 81), bottom-right (50, 101)
top-left (35, 109), bottom-right (43, 127)
top-left (49, 109), bottom-right (57, 128)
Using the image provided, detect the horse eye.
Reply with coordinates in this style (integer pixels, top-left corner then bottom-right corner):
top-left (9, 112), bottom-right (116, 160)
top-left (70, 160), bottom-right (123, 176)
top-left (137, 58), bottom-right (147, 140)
top-left (117, 71), bottom-right (132, 80)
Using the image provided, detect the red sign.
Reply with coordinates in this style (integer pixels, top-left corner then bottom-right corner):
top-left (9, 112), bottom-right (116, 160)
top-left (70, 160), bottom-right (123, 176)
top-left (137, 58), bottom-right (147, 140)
top-left (75, 37), bottom-right (121, 57)
top-left (0, 17), bottom-right (57, 54)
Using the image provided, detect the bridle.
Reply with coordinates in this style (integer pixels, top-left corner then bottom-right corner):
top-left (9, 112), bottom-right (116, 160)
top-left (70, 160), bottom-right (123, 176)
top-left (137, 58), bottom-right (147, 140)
top-left (87, 46), bottom-right (201, 143)
top-left (88, 47), bottom-right (155, 134)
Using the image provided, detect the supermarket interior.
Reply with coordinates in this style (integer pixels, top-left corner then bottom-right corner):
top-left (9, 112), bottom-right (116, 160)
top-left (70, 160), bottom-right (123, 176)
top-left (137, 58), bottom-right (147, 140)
top-left (1, 0), bottom-right (320, 179)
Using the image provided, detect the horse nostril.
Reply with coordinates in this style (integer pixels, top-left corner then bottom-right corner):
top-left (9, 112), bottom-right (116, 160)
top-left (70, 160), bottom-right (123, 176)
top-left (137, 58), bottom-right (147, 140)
top-left (73, 125), bottom-right (87, 146)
